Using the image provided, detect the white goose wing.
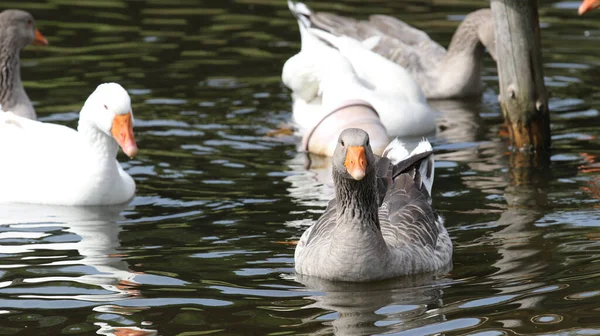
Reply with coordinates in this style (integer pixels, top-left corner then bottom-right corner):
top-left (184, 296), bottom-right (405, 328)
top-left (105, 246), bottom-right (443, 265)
top-left (0, 112), bottom-right (79, 159)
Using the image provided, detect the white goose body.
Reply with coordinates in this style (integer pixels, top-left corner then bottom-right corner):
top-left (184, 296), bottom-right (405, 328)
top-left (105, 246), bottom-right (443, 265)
top-left (0, 83), bottom-right (138, 206)
top-left (291, 1), bottom-right (496, 99)
top-left (283, 1), bottom-right (437, 139)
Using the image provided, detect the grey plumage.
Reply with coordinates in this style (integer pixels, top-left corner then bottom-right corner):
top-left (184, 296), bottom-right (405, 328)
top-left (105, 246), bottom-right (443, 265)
top-left (295, 128), bottom-right (452, 282)
top-left (0, 9), bottom-right (47, 119)
top-left (288, 1), bottom-right (495, 99)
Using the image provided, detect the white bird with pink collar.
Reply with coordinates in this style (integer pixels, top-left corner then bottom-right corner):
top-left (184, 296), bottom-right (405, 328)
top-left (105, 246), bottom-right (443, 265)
top-left (282, 1), bottom-right (437, 157)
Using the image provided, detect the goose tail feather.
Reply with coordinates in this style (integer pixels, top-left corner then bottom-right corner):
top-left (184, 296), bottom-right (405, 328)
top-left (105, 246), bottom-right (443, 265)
top-left (384, 137), bottom-right (435, 195)
top-left (382, 137), bottom-right (410, 164)
top-left (412, 138), bottom-right (435, 195)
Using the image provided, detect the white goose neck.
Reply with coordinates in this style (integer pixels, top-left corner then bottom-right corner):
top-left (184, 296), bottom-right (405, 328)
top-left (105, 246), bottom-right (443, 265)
top-left (77, 119), bottom-right (119, 159)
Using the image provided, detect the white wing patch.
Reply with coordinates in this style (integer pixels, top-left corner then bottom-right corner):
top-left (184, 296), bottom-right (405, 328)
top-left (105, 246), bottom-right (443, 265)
top-left (410, 138), bottom-right (433, 156)
top-left (412, 138), bottom-right (434, 195)
top-left (382, 137), bottom-right (409, 164)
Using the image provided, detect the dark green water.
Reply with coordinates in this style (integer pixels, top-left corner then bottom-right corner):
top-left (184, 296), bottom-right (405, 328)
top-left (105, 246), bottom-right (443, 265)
top-left (1, 0), bottom-right (600, 334)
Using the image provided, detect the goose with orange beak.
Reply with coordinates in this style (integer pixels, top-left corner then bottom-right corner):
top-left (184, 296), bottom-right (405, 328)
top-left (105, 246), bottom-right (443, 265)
top-left (0, 83), bottom-right (138, 206)
top-left (295, 128), bottom-right (452, 282)
top-left (0, 9), bottom-right (48, 119)
top-left (580, 0), bottom-right (600, 14)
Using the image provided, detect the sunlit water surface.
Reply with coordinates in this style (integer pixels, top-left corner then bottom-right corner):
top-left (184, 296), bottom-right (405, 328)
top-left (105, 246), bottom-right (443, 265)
top-left (1, 0), bottom-right (600, 335)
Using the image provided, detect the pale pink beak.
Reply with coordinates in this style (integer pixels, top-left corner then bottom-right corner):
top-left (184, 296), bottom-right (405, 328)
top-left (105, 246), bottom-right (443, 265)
top-left (111, 113), bottom-right (138, 158)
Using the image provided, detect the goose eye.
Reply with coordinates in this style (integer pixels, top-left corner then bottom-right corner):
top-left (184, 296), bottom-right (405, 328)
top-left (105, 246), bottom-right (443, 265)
top-left (27, 19), bottom-right (32, 25)
top-left (103, 104), bottom-right (108, 110)
top-left (340, 140), bottom-right (345, 147)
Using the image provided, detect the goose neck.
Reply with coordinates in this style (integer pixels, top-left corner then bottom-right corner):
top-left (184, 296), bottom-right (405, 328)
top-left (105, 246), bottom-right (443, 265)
top-left (77, 119), bottom-right (119, 160)
top-left (333, 168), bottom-right (381, 230)
top-left (0, 39), bottom-right (22, 106)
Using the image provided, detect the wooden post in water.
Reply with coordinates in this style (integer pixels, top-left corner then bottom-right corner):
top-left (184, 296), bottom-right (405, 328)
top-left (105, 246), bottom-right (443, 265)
top-left (491, 0), bottom-right (550, 152)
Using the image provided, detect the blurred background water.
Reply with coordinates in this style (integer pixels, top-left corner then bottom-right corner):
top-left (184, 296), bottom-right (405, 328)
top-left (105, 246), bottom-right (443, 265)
top-left (1, 0), bottom-right (600, 334)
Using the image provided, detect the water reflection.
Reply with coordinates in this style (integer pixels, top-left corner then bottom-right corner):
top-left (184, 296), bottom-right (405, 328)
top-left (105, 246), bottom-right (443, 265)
top-left (432, 98), bottom-right (487, 145)
top-left (0, 204), bottom-right (140, 300)
top-left (295, 273), bottom-right (451, 336)
top-left (0, 204), bottom-right (155, 334)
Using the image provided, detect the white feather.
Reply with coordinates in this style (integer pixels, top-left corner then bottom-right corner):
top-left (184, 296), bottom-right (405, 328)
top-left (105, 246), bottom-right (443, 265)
top-left (288, 0), bottom-right (311, 16)
top-left (382, 137), bottom-right (409, 164)
top-left (361, 36), bottom-right (381, 50)
top-left (383, 138), bottom-right (435, 195)
top-left (411, 138), bottom-right (433, 156)
top-left (412, 138), bottom-right (435, 195)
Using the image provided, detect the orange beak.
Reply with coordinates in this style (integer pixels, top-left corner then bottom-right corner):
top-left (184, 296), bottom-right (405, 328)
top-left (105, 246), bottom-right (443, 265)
top-left (111, 113), bottom-right (138, 159)
top-left (33, 29), bottom-right (48, 46)
top-left (344, 146), bottom-right (367, 180)
top-left (579, 0), bottom-right (600, 15)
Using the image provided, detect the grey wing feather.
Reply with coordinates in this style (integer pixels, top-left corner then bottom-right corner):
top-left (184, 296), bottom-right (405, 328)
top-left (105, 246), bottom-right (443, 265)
top-left (379, 172), bottom-right (440, 250)
top-left (304, 198), bottom-right (338, 246)
top-left (368, 15), bottom-right (446, 55)
top-left (376, 144), bottom-right (440, 250)
top-left (309, 12), bottom-right (361, 37)
top-left (375, 156), bottom-right (393, 206)
top-left (366, 15), bottom-right (446, 93)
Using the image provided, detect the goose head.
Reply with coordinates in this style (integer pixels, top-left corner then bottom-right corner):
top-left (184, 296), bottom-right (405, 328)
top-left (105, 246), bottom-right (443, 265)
top-left (79, 83), bottom-right (138, 159)
top-left (580, 0), bottom-right (600, 14)
top-left (333, 128), bottom-right (376, 181)
top-left (0, 9), bottom-right (48, 50)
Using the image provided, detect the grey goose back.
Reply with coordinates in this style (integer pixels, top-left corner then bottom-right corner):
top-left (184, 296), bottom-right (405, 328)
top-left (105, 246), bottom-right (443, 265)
top-left (0, 10), bottom-right (48, 119)
top-left (294, 128), bottom-right (452, 282)
top-left (288, 1), bottom-right (495, 99)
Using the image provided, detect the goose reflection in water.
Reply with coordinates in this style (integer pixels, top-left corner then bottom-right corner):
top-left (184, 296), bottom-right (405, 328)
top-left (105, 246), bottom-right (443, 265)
top-left (0, 204), bottom-right (159, 335)
top-left (0, 204), bottom-right (140, 301)
top-left (294, 271), bottom-right (451, 336)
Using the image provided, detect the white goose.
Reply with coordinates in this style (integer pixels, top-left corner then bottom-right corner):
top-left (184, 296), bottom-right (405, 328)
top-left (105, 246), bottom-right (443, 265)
top-left (282, 1), bottom-right (437, 139)
top-left (290, 2), bottom-right (496, 99)
top-left (0, 83), bottom-right (138, 206)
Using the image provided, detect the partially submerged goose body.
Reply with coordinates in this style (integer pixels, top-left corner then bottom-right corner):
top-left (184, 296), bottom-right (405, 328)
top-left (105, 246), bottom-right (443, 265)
top-left (295, 128), bottom-right (452, 282)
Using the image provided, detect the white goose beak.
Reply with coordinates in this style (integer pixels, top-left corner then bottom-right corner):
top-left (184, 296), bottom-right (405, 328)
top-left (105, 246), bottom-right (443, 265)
top-left (111, 112), bottom-right (138, 158)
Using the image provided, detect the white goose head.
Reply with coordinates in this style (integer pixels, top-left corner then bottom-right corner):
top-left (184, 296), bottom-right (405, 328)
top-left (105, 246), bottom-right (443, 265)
top-left (79, 83), bottom-right (138, 159)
